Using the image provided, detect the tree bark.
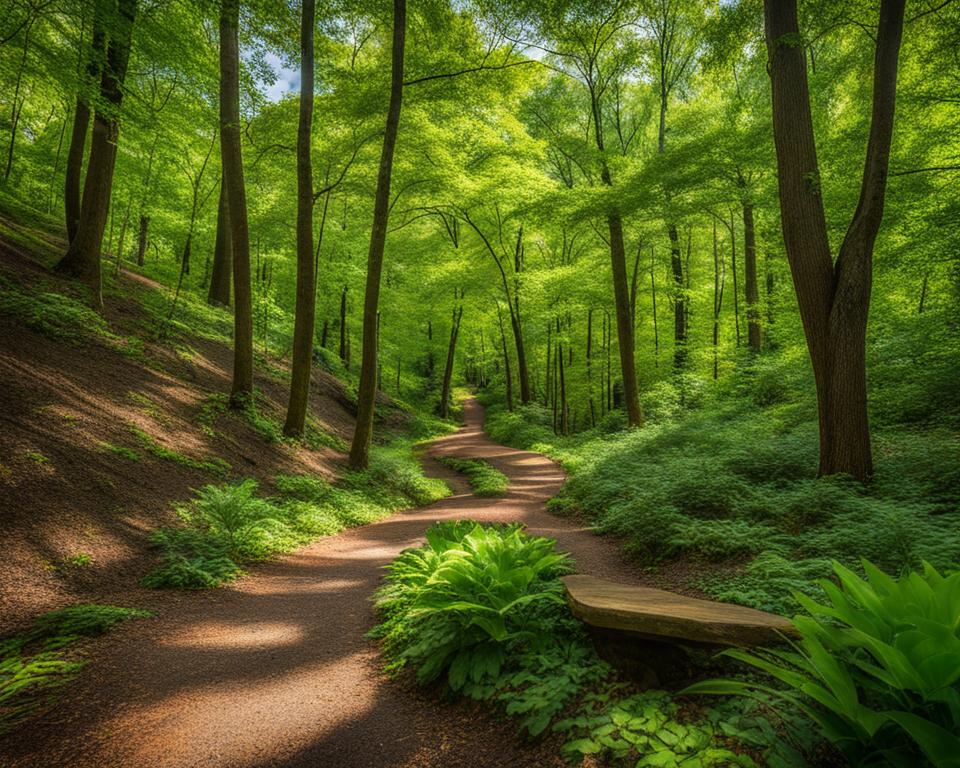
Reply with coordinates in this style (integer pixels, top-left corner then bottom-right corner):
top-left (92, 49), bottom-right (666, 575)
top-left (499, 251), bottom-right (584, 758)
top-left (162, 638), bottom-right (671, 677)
top-left (54, 0), bottom-right (136, 307)
top-left (207, 174), bottom-right (232, 305)
top-left (348, 0), bottom-right (405, 469)
top-left (764, 0), bottom-right (905, 481)
top-left (219, 0), bottom-right (253, 408)
top-left (497, 302), bottom-right (513, 411)
top-left (439, 301), bottom-right (463, 419)
top-left (283, 0), bottom-right (316, 438)
top-left (668, 224), bottom-right (686, 367)
top-left (64, 7), bottom-right (105, 244)
top-left (743, 200), bottom-right (761, 352)
top-left (135, 214), bottom-right (149, 267)
top-left (339, 285), bottom-right (348, 365)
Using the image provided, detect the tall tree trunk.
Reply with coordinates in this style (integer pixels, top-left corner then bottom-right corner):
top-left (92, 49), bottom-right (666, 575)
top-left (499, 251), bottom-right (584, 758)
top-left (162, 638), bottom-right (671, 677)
top-left (729, 211), bottom-right (741, 346)
top-left (764, 0), bottom-right (905, 481)
top-left (743, 200), bottom-right (761, 352)
top-left (712, 221), bottom-right (726, 380)
top-left (219, 0), bottom-right (253, 408)
top-left (4, 20), bottom-right (32, 182)
top-left (650, 246), bottom-right (660, 365)
top-left (64, 9), bottom-right (105, 243)
top-left (348, 0), bottom-right (405, 469)
top-left (591, 79), bottom-right (641, 425)
top-left (207, 174), bottom-right (232, 305)
top-left (54, 0), bottom-right (136, 306)
top-left (497, 302), bottom-right (513, 411)
top-left (283, 0), bottom-right (316, 438)
top-left (558, 329), bottom-right (567, 436)
top-left (668, 224), bottom-right (686, 367)
top-left (439, 301), bottom-right (463, 419)
top-left (339, 285), bottom-right (348, 365)
top-left (135, 215), bottom-right (149, 267)
top-left (586, 308), bottom-right (596, 426)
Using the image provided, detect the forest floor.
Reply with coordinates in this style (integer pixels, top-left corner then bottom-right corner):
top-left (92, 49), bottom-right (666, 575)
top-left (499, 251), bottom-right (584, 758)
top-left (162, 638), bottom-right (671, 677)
top-left (1, 398), bottom-right (655, 768)
top-left (0, 214), bottom-right (655, 767)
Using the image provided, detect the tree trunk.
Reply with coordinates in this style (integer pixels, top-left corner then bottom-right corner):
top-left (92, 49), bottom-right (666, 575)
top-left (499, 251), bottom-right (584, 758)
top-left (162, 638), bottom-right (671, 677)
top-left (207, 174), bottom-right (232, 305)
top-left (348, 0), bottom-right (405, 469)
top-left (136, 214), bottom-right (149, 267)
top-left (650, 246), bottom-right (660, 365)
top-left (283, 0), bottom-right (316, 438)
top-left (558, 331), bottom-right (567, 436)
top-left (764, 0), bottom-right (905, 481)
top-left (743, 200), bottom-right (761, 352)
top-left (54, 0), bottom-right (136, 307)
top-left (439, 303), bottom-right (463, 419)
top-left (497, 302), bottom-right (513, 411)
top-left (220, 0), bottom-right (253, 408)
top-left (64, 10), bottom-right (105, 244)
top-left (668, 224), bottom-right (686, 367)
top-left (4, 20), bottom-right (32, 182)
top-left (586, 308), bottom-right (595, 426)
top-left (339, 285), bottom-right (348, 365)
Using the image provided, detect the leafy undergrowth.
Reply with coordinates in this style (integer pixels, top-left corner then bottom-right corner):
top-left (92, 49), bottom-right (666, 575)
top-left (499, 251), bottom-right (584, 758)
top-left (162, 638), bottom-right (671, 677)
top-left (370, 522), bottom-right (802, 767)
top-left (482, 352), bottom-right (960, 615)
top-left (685, 560), bottom-right (960, 768)
top-left (437, 456), bottom-right (510, 497)
top-left (144, 440), bottom-right (451, 588)
top-left (0, 605), bottom-right (150, 733)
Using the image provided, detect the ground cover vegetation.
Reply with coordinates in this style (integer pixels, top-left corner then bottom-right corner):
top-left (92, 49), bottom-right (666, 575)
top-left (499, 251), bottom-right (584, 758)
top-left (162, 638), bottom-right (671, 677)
top-left (0, 0), bottom-right (958, 764)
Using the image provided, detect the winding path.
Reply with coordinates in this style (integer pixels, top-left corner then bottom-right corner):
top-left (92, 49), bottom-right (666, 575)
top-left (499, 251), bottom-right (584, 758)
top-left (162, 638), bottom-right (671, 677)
top-left (2, 399), bottom-right (643, 768)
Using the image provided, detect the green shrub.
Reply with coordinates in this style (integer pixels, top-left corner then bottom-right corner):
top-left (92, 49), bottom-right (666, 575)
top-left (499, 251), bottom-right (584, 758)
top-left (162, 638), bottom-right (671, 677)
top-left (142, 528), bottom-right (243, 589)
top-left (437, 456), bottom-right (510, 497)
top-left (371, 521), bottom-right (573, 693)
top-left (668, 519), bottom-right (780, 561)
top-left (1, 604), bottom-right (150, 733)
top-left (274, 473), bottom-right (331, 502)
top-left (685, 560), bottom-right (960, 767)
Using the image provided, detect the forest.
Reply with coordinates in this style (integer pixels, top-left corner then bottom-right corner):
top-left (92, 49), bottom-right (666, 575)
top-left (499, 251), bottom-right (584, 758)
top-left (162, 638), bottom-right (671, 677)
top-left (0, 0), bottom-right (958, 766)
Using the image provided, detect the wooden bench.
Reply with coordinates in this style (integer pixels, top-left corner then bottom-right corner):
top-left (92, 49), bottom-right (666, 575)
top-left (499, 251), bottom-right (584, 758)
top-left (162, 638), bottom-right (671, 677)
top-left (562, 574), bottom-right (797, 648)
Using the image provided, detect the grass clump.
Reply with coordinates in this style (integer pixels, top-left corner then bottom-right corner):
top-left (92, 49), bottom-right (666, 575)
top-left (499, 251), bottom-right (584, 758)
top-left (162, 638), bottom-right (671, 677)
top-left (1, 604), bottom-right (150, 733)
top-left (0, 286), bottom-right (114, 345)
top-left (371, 521), bottom-right (789, 765)
top-left (145, 442), bottom-right (450, 589)
top-left (437, 456), bottom-right (509, 497)
top-left (129, 425), bottom-right (230, 477)
top-left (99, 441), bottom-right (141, 461)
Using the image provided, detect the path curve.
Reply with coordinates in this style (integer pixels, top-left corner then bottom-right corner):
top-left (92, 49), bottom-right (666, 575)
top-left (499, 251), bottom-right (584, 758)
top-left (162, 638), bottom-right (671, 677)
top-left (2, 398), bottom-right (644, 768)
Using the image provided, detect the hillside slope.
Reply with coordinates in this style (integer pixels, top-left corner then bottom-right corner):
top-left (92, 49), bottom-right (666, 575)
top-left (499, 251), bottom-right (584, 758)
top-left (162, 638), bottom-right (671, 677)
top-left (0, 213), bottom-right (395, 633)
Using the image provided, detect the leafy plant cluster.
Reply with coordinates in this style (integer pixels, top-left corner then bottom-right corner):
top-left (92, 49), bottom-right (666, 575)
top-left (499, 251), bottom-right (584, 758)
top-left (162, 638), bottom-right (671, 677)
top-left (145, 441), bottom-right (450, 588)
top-left (370, 521), bottom-right (792, 766)
top-left (437, 456), bottom-right (510, 496)
top-left (482, 352), bottom-right (960, 615)
top-left (1, 605), bottom-right (150, 733)
top-left (686, 560), bottom-right (960, 768)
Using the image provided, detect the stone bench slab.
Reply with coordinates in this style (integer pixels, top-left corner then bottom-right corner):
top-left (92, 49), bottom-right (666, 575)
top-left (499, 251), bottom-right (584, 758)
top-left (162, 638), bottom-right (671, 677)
top-left (562, 574), bottom-right (798, 647)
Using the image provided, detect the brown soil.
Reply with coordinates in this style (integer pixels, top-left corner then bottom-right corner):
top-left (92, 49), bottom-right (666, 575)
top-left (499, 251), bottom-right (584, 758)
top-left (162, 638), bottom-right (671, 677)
top-left (0, 395), bottom-right (661, 768)
top-left (0, 226), bottom-right (388, 635)
top-left (0, 220), bottom-right (699, 767)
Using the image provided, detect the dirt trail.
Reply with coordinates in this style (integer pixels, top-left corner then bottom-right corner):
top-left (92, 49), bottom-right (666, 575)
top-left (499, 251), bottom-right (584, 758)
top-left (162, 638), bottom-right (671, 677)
top-left (2, 398), bottom-right (644, 768)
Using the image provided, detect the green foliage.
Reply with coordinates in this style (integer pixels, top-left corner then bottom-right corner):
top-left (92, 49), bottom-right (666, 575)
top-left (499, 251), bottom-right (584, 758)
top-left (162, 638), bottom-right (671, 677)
top-left (0, 286), bottom-right (113, 345)
top-left (145, 441), bottom-right (450, 589)
top-left (484, 360), bottom-right (960, 613)
top-left (437, 456), bottom-right (510, 497)
top-left (99, 441), bottom-right (141, 461)
top-left (371, 521), bottom-right (573, 692)
top-left (557, 690), bottom-right (754, 767)
top-left (372, 521), bottom-right (796, 764)
top-left (129, 425), bottom-right (231, 477)
top-left (1, 605), bottom-right (150, 733)
top-left (684, 560), bottom-right (960, 768)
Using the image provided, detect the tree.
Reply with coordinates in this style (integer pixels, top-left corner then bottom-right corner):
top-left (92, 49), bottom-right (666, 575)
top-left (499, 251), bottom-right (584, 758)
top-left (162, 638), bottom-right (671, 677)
top-left (283, 0), bottom-right (316, 438)
top-left (439, 289), bottom-right (464, 419)
top-left (219, 0), bottom-right (253, 408)
top-left (207, 174), bottom-right (232, 306)
top-left (54, 0), bottom-right (137, 306)
top-left (763, 0), bottom-right (906, 480)
top-left (349, 0), bottom-right (406, 469)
